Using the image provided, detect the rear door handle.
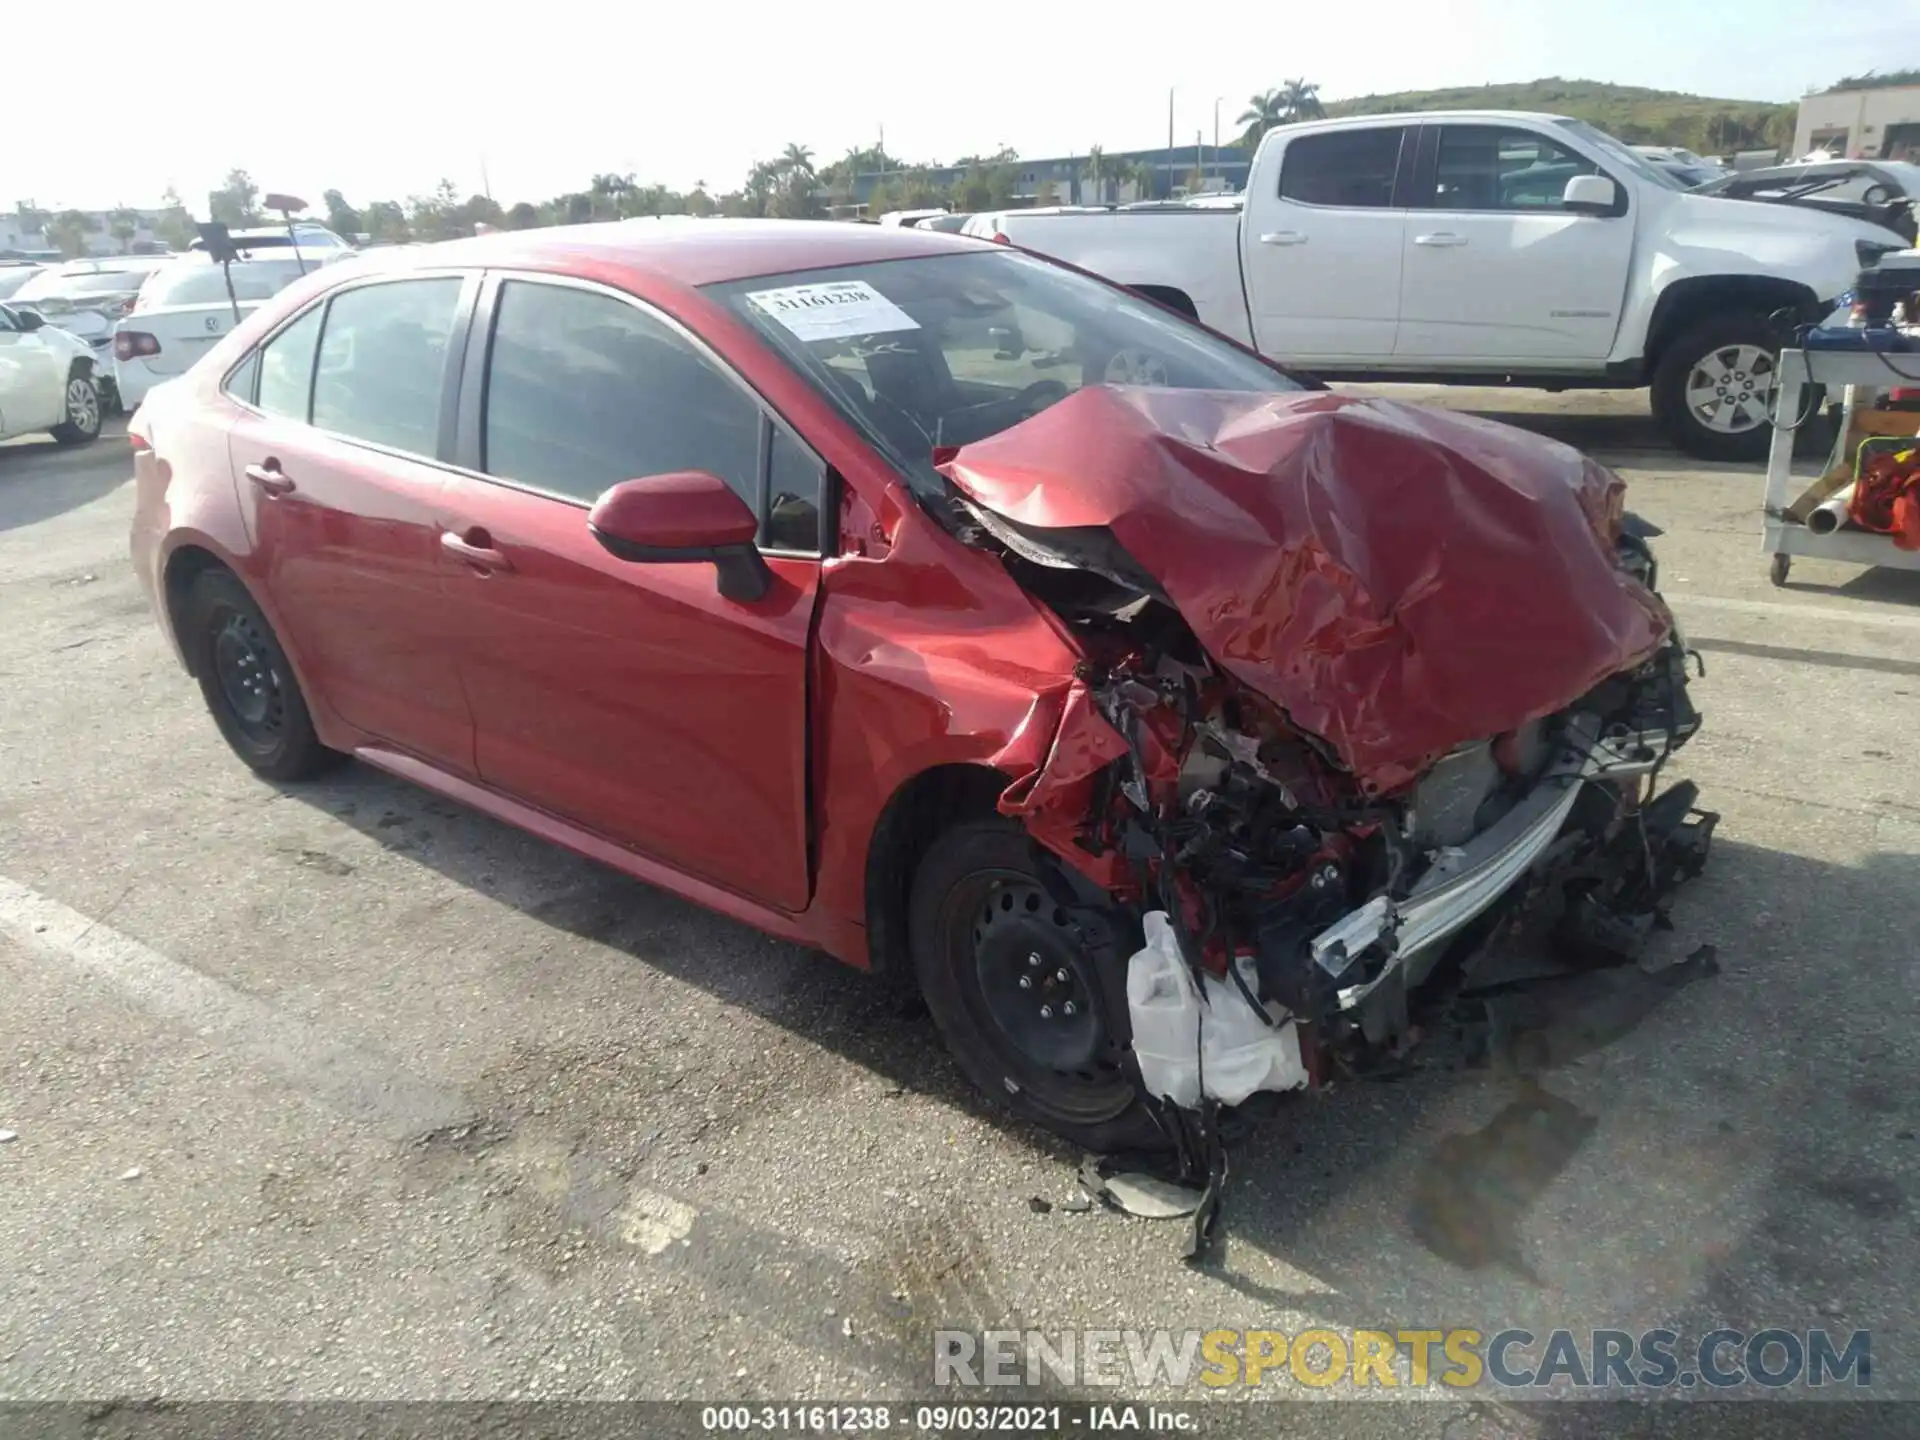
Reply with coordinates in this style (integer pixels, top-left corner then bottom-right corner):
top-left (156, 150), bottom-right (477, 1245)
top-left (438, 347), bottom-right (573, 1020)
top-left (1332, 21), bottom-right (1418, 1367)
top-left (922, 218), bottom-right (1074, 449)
top-left (244, 462), bottom-right (295, 496)
top-left (1259, 231), bottom-right (1307, 246)
top-left (1413, 232), bottom-right (1468, 247)
top-left (441, 528), bottom-right (513, 574)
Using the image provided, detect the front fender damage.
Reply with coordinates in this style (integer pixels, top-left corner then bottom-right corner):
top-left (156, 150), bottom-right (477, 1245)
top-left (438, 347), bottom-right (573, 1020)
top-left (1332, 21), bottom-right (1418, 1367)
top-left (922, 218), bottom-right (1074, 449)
top-left (949, 387), bottom-right (1720, 1256)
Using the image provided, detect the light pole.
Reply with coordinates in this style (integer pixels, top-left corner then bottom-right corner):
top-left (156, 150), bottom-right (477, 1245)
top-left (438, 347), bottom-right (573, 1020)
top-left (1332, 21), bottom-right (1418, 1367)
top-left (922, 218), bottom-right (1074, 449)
top-left (1212, 97), bottom-right (1224, 189)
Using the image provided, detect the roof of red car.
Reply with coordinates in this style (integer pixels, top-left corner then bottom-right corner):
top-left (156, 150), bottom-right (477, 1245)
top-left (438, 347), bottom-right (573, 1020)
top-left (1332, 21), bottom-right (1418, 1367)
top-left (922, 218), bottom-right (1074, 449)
top-left (404, 218), bottom-right (984, 288)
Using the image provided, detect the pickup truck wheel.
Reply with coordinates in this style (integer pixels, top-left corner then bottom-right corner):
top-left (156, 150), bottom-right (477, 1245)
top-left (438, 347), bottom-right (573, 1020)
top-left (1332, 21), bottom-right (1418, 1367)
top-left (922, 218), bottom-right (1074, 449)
top-left (1650, 313), bottom-right (1789, 463)
top-left (909, 819), bottom-right (1167, 1152)
top-left (185, 568), bottom-right (341, 782)
top-left (49, 367), bottom-right (102, 446)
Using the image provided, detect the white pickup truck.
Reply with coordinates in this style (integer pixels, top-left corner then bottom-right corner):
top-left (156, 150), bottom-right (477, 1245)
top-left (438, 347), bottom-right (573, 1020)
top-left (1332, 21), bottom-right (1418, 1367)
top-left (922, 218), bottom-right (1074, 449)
top-left (966, 110), bottom-right (1909, 459)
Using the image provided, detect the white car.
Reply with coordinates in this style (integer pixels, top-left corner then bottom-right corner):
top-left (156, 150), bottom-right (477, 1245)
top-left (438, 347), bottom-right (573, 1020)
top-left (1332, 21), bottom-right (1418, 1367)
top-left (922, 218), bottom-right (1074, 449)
top-left (112, 249), bottom-right (340, 412)
top-left (0, 301), bottom-right (103, 444)
top-left (187, 223), bottom-right (351, 255)
top-left (967, 109), bottom-right (1908, 459)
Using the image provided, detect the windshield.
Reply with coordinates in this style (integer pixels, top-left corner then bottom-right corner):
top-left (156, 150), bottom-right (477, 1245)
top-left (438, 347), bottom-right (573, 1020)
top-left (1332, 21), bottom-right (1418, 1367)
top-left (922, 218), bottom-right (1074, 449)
top-left (708, 249), bottom-right (1298, 499)
top-left (1559, 119), bottom-right (1685, 192)
top-left (137, 258), bottom-right (312, 308)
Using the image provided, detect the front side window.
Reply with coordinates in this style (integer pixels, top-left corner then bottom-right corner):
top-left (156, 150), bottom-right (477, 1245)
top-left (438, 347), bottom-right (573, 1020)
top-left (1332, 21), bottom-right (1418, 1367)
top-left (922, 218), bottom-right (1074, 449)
top-left (708, 249), bottom-right (1296, 504)
top-left (311, 277), bottom-right (461, 455)
top-left (482, 279), bottom-right (760, 508)
top-left (253, 305), bottom-right (324, 419)
top-left (1279, 128), bottom-right (1408, 208)
top-left (1428, 126), bottom-right (1602, 211)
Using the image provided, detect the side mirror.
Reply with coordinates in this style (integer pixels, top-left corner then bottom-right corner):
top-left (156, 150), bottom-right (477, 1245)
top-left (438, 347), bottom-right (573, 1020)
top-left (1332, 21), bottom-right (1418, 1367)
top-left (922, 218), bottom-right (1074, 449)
top-left (1563, 174), bottom-right (1619, 215)
top-left (588, 471), bottom-right (771, 603)
top-left (13, 307), bottom-right (44, 331)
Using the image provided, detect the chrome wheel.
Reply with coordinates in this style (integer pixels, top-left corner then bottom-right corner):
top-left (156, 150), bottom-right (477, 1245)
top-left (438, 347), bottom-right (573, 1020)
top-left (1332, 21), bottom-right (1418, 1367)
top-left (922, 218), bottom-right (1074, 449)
top-left (65, 376), bottom-right (100, 436)
top-left (1682, 343), bottom-right (1775, 436)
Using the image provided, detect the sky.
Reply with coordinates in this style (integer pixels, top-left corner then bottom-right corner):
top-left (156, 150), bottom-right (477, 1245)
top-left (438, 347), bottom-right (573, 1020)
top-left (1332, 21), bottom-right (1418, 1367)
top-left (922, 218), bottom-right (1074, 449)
top-left (6, 0), bottom-right (1917, 215)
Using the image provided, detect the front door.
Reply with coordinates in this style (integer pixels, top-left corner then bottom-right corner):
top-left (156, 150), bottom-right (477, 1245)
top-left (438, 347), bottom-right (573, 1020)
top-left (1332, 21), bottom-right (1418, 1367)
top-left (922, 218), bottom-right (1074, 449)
top-left (439, 276), bottom-right (823, 912)
top-left (226, 274), bottom-right (478, 773)
top-left (1241, 125), bottom-right (1413, 362)
top-left (1395, 124), bottom-right (1636, 364)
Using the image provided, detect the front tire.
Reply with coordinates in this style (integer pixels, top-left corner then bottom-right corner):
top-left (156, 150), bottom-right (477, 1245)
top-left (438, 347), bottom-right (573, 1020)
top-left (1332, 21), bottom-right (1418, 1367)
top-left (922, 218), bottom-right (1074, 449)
top-left (908, 819), bottom-right (1165, 1151)
top-left (49, 367), bottom-right (102, 445)
top-left (184, 568), bottom-right (340, 781)
top-left (1650, 312), bottom-right (1794, 463)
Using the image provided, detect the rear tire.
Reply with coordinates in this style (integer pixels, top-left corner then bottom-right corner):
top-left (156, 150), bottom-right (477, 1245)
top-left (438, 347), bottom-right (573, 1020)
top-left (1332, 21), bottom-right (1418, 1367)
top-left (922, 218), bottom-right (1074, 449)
top-left (1650, 312), bottom-right (1799, 463)
top-left (908, 819), bottom-right (1166, 1152)
top-left (184, 568), bottom-right (341, 782)
top-left (49, 367), bottom-right (101, 445)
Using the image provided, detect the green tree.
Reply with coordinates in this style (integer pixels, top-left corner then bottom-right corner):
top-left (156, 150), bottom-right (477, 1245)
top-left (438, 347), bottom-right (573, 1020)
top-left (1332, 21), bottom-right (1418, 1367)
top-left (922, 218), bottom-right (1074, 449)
top-left (14, 201), bottom-right (51, 239)
top-left (208, 168), bottom-right (261, 226)
top-left (779, 143), bottom-right (816, 176)
top-left (1032, 176), bottom-right (1057, 207)
top-left (505, 201), bottom-right (543, 230)
top-left (952, 165), bottom-right (993, 211)
top-left (155, 188), bottom-right (194, 251)
top-left (1130, 160), bottom-right (1158, 200)
top-left (1083, 145), bottom-right (1114, 204)
top-left (686, 183), bottom-right (716, 218)
top-left (1281, 78), bottom-right (1325, 122)
top-left (590, 172), bottom-right (635, 219)
top-left (322, 189), bottom-right (362, 238)
top-left (47, 209), bottom-right (98, 258)
top-left (108, 206), bottom-right (140, 252)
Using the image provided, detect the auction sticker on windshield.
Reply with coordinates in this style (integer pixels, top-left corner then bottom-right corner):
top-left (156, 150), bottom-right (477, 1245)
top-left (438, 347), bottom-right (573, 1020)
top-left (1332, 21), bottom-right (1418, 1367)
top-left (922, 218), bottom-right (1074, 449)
top-left (746, 280), bottom-right (919, 342)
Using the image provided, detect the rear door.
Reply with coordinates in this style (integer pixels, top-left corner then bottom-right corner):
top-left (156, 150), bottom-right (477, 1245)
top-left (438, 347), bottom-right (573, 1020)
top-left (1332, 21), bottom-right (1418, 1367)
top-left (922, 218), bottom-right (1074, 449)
top-left (225, 273), bottom-right (479, 772)
top-left (1394, 123), bottom-right (1636, 363)
top-left (436, 274), bottom-right (821, 911)
top-left (1240, 125), bottom-right (1414, 361)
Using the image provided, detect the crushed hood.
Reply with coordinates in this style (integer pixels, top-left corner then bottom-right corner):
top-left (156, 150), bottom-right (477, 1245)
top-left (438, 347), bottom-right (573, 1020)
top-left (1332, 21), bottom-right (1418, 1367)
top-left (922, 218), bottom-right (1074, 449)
top-left (940, 387), bottom-right (1671, 794)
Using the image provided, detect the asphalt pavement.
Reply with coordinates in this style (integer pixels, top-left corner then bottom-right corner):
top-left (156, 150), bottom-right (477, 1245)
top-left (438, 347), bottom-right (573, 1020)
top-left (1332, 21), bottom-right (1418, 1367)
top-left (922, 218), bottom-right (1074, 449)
top-left (1, 396), bottom-right (1917, 1428)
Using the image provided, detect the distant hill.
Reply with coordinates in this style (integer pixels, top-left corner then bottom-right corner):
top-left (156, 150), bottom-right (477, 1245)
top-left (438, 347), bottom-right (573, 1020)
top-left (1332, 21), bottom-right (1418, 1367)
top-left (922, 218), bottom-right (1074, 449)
top-left (1321, 78), bottom-right (1795, 151)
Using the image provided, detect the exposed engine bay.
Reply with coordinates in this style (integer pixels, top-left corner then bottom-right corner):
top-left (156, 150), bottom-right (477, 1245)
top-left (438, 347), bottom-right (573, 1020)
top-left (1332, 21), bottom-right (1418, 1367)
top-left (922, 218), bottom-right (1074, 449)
top-left (940, 386), bottom-right (1719, 1254)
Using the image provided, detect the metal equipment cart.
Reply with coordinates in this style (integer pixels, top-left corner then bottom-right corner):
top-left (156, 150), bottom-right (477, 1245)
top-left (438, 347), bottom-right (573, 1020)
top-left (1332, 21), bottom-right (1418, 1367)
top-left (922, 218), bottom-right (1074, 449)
top-left (1764, 347), bottom-right (1920, 586)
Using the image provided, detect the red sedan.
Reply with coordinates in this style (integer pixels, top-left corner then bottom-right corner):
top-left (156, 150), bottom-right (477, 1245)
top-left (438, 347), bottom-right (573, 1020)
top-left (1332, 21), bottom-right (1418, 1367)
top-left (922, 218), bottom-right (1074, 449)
top-left (130, 220), bottom-right (1711, 1155)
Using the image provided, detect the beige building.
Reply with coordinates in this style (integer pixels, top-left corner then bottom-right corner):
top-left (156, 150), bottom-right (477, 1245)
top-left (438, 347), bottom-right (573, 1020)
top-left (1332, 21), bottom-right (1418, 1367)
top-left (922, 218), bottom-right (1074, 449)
top-left (1793, 85), bottom-right (1920, 160)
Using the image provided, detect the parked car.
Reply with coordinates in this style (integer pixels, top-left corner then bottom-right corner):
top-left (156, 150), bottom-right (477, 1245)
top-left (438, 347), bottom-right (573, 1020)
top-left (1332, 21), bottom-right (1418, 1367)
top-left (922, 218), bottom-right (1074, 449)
top-left (10, 257), bottom-right (174, 410)
top-left (0, 301), bottom-right (103, 444)
top-left (114, 249), bottom-right (343, 412)
top-left (965, 110), bottom-right (1910, 460)
top-left (0, 264), bottom-right (48, 300)
top-left (912, 212), bottom-right (974, 233)
top-left (879, 208), bottom-right (950, 228)
top-left (129, 221), bottom-right (1709, 1150)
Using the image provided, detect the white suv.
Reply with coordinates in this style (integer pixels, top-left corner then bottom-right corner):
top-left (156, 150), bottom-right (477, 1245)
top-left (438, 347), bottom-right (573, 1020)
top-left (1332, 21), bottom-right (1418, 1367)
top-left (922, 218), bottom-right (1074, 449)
top-left (0, 302), bottom-right (103, 444)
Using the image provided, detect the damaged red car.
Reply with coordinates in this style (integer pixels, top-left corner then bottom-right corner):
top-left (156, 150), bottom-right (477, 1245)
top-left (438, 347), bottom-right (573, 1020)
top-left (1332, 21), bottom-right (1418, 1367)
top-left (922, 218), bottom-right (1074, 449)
top-left (130, 221), bottom-right (1713, 1159)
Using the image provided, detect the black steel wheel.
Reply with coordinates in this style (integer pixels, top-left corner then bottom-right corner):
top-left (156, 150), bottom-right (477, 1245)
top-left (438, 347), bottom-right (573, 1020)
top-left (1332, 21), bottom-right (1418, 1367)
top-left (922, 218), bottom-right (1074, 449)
top-left (185, 567), bottom-right (340, 781)
top-left (909, 819), bottom-right (1165, 1151)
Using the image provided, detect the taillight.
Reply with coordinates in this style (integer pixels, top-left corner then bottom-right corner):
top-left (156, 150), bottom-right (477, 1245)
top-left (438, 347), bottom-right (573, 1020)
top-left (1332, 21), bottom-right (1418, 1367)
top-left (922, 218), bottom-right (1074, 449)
top-left (128, 431), bottom-right (152, 453)
top-left (120, 294), bottom-right (137, 315)
top-left (115, 331), bottom-right (161, 362)
top-left (991, 228), bottom-right (1012, 245)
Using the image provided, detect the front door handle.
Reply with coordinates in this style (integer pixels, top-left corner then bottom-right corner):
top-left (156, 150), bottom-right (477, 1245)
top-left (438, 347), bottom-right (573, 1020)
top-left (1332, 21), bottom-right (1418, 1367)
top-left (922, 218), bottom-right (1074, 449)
top-left (1259, 231), bottom-right (1307, 246)
top-left (441, 528), bottom-right (513, 574)
top-left (244, 461), bottom-right (295, 496)
top-left (1413, 232), bottom-right (1468, 247)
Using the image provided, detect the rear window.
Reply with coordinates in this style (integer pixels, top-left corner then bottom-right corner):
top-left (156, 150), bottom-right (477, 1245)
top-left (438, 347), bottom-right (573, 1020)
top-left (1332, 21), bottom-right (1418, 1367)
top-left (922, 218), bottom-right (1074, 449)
top-left (1278, 128), bottom-right (1408, 208)
top-left (138, 260), bottom-right (310, 309)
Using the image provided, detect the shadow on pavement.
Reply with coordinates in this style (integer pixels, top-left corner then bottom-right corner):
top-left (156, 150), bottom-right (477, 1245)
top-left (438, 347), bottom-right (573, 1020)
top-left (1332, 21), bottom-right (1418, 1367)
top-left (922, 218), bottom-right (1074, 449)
top-left (0, 420), bottom-right (131, 533)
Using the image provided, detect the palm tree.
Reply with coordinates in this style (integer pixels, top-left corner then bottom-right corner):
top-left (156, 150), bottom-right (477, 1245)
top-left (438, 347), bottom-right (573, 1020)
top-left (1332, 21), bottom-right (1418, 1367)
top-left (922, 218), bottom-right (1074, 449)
top-left (1238, 90), bottom-right (1286, 148)
top-left (1130, 159), bottom-right (1158, 200)
top-left (780, 143), bottom-right (816, 176)
top-left (1281, 78), bottom-right (1325, 122)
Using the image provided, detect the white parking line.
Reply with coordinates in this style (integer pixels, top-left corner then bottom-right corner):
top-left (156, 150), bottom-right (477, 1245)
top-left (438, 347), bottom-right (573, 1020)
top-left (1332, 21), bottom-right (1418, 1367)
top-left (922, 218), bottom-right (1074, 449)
top-left (0, 874), bottom-right (472, 1141)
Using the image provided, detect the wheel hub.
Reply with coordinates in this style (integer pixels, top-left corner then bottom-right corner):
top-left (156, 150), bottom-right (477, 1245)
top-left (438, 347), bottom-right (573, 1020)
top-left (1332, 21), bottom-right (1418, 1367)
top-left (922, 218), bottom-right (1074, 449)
top-left (972, 881), bottom-right (1104, 1072)
top-left (1683, 343), bottom-right (1775, 435)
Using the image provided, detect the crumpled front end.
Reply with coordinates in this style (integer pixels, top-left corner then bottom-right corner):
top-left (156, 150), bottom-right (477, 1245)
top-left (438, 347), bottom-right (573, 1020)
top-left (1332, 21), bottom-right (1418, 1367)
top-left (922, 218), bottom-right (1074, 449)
top-left (940, 387), bottom-right (1716, 1111)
